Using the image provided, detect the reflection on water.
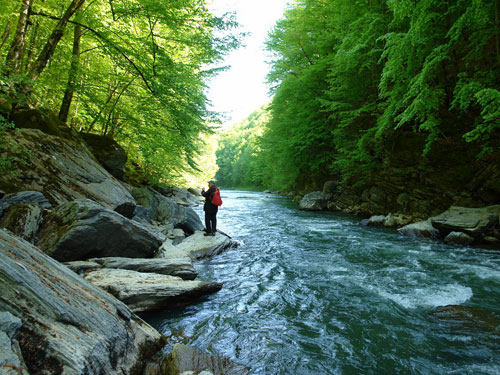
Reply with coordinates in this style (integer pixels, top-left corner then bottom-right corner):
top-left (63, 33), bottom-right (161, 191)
top-left (146, 191), bottom-right (500, 375)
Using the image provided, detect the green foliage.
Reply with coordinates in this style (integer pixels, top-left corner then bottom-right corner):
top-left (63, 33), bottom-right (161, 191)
top-left (224, 0), bottom-right (500, 192)
top-left (0, 0), bottom-right (242, 186)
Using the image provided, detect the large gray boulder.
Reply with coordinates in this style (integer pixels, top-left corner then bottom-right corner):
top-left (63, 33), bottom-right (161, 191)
top-left (83, 269), bottom-right (222, 313)
top-left (81, 132), bottom-right (128, 180)
top-left (398, 220), bottom-right (441, 239)
top-left (431, 205), bottom-right (500, 237)
top-left (131, 187), bottom-right (203, 233)
top-left (0, 229), bottom-right (163, 374)
top-left (0, 191), bottom-right (51, 219)
top-left (0, 204), bottom-right (43, 243)
top-left (174, 231), bottom-right (235, 260)
top-left (88, 256), bottom-right (197, 280)
top-left (37, 199), bottom-right (162, 261)
top-left (1, 129), bottom-right (136, 217)
top-left (299, 191), bottom-right (332, 211)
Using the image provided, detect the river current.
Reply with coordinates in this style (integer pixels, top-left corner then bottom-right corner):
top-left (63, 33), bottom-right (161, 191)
top-left (146, 190), bottom-right (500, 374)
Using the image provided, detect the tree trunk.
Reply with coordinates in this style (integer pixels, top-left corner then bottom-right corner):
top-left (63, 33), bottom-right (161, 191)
top-left (59, 22), bottom-right (82, 123)
top-left (5, 0), bottom-right (33, 74)
top-left (28, 0), bottom-right (86, 82)
top-left (0, 20), bottom-right (12, 51)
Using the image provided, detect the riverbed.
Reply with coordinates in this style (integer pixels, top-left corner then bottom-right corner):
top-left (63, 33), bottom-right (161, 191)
top-left (146, 190), bottom-right (500, 374)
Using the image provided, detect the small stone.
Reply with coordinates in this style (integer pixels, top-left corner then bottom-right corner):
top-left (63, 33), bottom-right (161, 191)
top-left (398, 220), bottom-right (441, 239)
top-left (367, 215), bottom-right (386, 227)
top-left (444, 231), bottom-right (474, 246)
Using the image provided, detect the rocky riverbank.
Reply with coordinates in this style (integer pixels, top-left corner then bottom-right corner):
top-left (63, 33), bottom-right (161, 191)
top-left (0, 115), bottom-right (245, 374)
top-left (298, 181), bottom-right (500, 250)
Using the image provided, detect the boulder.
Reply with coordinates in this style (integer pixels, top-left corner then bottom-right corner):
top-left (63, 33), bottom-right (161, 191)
top-left (158, 239), bottom-right (191, 259)
top-left (168, 228), bottom-right (186, 240)
top-left (365, 215), bottom-right (386, 227)
top-left (1, 129), bottom-right (136, 217)
top-left (37, 199), bottom-right (162, 261)
top-left (323, 180), bottom-right (337, 194)
top-left (162, 344), bottom-right (248, 375)
top-left (444, 231), bottom-right (474, 246)
top-left (88, 256), bottom-right (197, 280)
top-left (384, 213), bottom-right (412, 228)
top-left (174, 231), bottom-right (235, 260)
top-left (131, 187), bottom-right (204, 233)
top-left (0, 229), bottom-right (163, 374)
top-left (299, 191), bottom-right (332, 211)
top-left (133, 205), bottom-right (153, 224)
top-left (398, 220), bottom-right (441, 239)
top-left (0, 191), bottom-right (51, 218)
top-left (0, 311), bottom-right (29, 375)
top-left (0, 204), bottom-right (43, 243)
top-left (81, 132), bottom-right (127, 180)
top-left (83, 269), bottom-right (222, 313)
top-left (431, 205), bottom-right (500, 237)
top-left (154, 186), bottom-right (201, 207)
top-left (188, 187), bottom-right (202, 197)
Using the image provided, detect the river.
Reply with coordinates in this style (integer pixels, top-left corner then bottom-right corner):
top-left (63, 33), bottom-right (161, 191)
top-left (146, 190), bottom-right (500, 374)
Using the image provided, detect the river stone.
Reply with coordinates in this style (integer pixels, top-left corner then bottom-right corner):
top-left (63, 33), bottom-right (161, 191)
top-left (398, 220), bottom-right (441, 239)
top-left (0, 229), bottom-right (163, 374)
top-left (88, 256), bottom-right (197, 280)
top-left (83, 269), bottom-right (222, 313)
top-left (158, 239), bottom-right (190, 259)
top-left (444, 231), bottom-right (474, 246)
top-left (0, 129), bottom-right (136, 217)
top-left (0, 204), bottom-right (43, 243)
top-left (299, 191), bottom-right (332, 211)
top-left (366, 215), bottom-right (386, 227)
top-left (81, 132), bottom-right (128, 180)
top-left (162, 344), bottom-right (248, 375)
top-left (133, 204), bottom-right (153, 224)
top-left (37, 199), bottom-right (162, 261)
top-left (0, 191), bottom-right (51, 219)
top-left (131, 187), bottom-right (203, 233)
top-left (430, 205), bottom-right (500, 236)
top-left (431, 305), bottom-right (500, 333)
top-left (174, 231), bottom-right (234, 260)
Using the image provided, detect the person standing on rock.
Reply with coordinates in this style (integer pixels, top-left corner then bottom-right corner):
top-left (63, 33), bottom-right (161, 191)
top-left (201, 180), bottom-right (222, 236)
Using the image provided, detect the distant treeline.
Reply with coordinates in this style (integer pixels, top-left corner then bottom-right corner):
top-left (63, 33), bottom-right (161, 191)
top-left (216, 0), bottom-right (500, 192)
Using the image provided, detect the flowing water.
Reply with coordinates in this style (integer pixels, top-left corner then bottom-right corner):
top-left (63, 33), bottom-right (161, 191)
top-left (146, 190), bottom-right (500, 374)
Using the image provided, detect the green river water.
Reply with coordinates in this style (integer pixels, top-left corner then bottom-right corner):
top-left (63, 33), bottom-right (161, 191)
top-left (146, 190), bottom-right (500, 374)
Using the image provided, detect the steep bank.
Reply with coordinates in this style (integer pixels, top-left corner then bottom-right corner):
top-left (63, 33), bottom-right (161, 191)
top-left (0, 116), bottom-right (240, 374)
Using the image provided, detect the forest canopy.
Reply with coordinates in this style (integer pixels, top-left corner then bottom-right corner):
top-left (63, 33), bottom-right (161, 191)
top-left (0, 0), bottom-right (241, 186)
top-left (217, 0), bottom-right (500, 192)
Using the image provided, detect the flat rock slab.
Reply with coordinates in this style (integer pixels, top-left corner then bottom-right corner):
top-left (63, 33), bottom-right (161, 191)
top-left (0, 229), bottom-right (162, 374)
top-left (431, 205), bottom-right (500, 236)
top-left (174, 231), bottom-right (234, 260)
top-left (89, 256), bottom-right (197, 280)
top-left (83, 269), bottom-right (222, 313)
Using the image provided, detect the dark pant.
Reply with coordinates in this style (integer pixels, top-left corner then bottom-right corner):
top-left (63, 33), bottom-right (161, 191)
top-left (205, 211), bottom-right (217, 233)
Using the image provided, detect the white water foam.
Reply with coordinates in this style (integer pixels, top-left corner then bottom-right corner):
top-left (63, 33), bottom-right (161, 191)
top-left (376, 283), bottom-right (473, 309)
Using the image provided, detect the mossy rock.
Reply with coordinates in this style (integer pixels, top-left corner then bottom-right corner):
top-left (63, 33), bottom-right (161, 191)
top-left (11, 108), bottom-right (80, 142)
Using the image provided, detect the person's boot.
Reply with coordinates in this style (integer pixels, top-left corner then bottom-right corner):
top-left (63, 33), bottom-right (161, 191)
top-left (210, 232), bottom-right (216, 236)
top-left (204, 232), bottom-right (211, 236)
